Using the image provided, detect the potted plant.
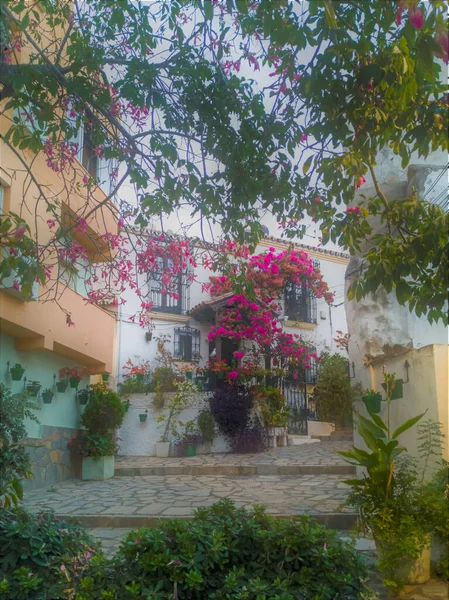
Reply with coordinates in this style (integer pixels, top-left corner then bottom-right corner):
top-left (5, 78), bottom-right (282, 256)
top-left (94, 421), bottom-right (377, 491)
top-left (139, 409), bottom-right (148, 422)
top-left (59, 366), bottom-right (87, 389)
top-left (361, 388), bottom-right (382, 414)
top-left (26, 381), bottom-right (41, 397)
top-left (155, 379), bottom-right (197, 457)
top-left (9, 363), bottom-right (25, 381)
top-left (56, 378), bottom-right (68, 393)
top-left (78, 382), bottom-right (126, 480)
top-left (77, 389), bottom-right (89, 406)
top-left (338, 371), bottom-right (431, 594)
top-left (197, 409), bottom-right (215, 451)
top-left (122, 358), bottom-right (150, 385)
top-left (122, 398), bottom-right (131, 413)
top-left (101, 373), bottom-right (110, 382)
top-left (41, 388), bottom-right (54, 404)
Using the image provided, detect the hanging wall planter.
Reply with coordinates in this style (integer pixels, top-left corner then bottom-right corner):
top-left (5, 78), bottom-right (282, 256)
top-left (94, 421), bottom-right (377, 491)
top-left (26, 382), bottom-right (41, 397)
top-left (362, 393), bottom-right (382, 414)
top-left (42, 390), bottom-right (54, 404)
top-left (123, 401), bottom-right (130, 413)
top-left (185, 371), bottom-right (193, 380)
top-left (10, 364), bottom-right (25, 381)
top-left (78, 389), bottom-right (89, 406)
top-left (56, 379), bottom-right (68, 393)
top-left (101, 373), bottom-right (110, 382)
top-left (139, 409), bottom-right (148, 422)
top-left (70, 377), bottom-right (81, 389)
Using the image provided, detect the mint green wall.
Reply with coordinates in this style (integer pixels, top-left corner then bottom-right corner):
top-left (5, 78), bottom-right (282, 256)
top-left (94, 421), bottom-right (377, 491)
top-left (0, 333), bottom-right (89, 437)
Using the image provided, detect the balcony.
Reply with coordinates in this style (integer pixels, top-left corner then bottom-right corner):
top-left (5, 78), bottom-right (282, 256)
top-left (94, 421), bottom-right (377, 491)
top-left (0, 285), bottom-right (116, 373)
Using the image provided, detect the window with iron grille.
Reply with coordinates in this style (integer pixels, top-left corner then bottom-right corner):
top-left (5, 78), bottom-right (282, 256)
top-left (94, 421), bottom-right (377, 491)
top-left (174, 326), bottom-right (200, 361)
top-left (306, 346), bottom-right (317, 384)
top-left (284, 259), bottom-right (319, 324)
top-left (147, 257), bottom-right (192, 315)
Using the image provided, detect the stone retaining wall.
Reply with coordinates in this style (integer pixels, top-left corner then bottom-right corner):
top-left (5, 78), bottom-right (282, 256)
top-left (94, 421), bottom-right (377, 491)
top-left (23, 425), bottom-right (81, 490)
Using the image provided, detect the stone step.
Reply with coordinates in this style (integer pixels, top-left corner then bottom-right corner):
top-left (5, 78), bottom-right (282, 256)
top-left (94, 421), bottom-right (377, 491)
top-left (114, 463), bottom-right (355, 477)
top-left (75, 511), bottom-right (358, 531)
top-left (287, 435), bottom-right (321, 446)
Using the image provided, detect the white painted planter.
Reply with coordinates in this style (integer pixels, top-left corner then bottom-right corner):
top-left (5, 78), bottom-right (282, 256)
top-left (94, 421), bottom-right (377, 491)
top-left (82, 456), bottom-right (115, 480)
top-left (155, 442), bottom-right (170, 457)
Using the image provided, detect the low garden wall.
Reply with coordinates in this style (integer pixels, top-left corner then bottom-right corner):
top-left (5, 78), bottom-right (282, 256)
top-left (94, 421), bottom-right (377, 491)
top-left (118, 392), bottom-right (230, 456)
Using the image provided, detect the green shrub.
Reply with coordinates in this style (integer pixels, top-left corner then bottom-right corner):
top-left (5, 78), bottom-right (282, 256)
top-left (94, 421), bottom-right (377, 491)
top-left (151, 366), bottom-right (179, 392)
top-left (0, 508), bottom-right (99, 600)
top-left (106, 500), bottom-right (368, 599)
top-left (197, 409), bottom-right (215, 445)
top-left (81, 385), bottom-right (125, 436)
top-left (314, 354), bottom-right (357, 428)
top-left (0, 384), bottom-right (40, 506)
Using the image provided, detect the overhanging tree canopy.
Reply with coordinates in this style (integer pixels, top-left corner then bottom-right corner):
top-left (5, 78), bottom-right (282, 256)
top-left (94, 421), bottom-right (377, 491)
top-left (0, 0), bottom-right (447, 323)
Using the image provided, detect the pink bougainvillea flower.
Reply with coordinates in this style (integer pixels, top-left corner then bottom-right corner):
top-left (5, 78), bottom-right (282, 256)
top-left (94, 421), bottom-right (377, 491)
top-left (233, 351), bottom-right (245, 359)
top-left (346, 206), bottom-right (361, 214)
top-left (355, 175), bottom-right (366, 190)
top-left (396, 0), bottom-right (406, 25)
top-left (13, 280), bottom-right (20, 291)
top-left (435, 27), bottom-right (449, 64)
top-left (301, 133), bottom-right (307, 142)
top-left (408, 6), bottom-right (424, 29)
top-left (227, 371), bottom-right (239, 379)
top-left (271, 264), bottom-right (279, 275)
top-left (14, 225), bottom-right (26, 239)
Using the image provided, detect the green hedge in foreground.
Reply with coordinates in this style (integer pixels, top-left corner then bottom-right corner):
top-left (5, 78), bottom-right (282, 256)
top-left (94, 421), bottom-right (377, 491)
top-left (1, 500), bottom-right (369, 600)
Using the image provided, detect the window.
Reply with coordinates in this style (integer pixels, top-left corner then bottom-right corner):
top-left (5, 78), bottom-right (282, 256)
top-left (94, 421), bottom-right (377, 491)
top-left (284, 259), bottom-right (319, 324)
top-left (0, 187), bottom-right (4, 214)
top-left (305, 346), bottom-right (317, 384)
top-left (147, 257), bottom-right (192, 315)
top-left (81, 130), bottom-right (98, 178)
top-left (174, 326), bottom-right (201, 361)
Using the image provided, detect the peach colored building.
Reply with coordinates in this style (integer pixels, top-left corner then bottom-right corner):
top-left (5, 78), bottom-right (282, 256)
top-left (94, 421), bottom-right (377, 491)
top-left (0, 5), bottom-right (118, 488)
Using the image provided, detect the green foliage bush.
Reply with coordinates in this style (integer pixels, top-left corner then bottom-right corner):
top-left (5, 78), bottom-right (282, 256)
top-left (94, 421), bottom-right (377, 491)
top-left (150, 366), bottom-right (179, 392)
top-left (0, 384), bottom-right (40, 506)
top-left (314, 354), bottom-right (357, 428)
top-left (0, 502), bottom-right (370, 600)
top-left (196, 409), bottom-right (215, 445)
top-left (0, 508), bottom-right (98, 600)
top-left (81, 385), bottom-right (125, 436)
top-left (80, 500), bottom-right (370, 599)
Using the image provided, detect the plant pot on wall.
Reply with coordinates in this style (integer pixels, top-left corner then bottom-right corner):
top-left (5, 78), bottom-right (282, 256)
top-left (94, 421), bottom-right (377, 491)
top-left (42, 391), bottom-right (54, 404)
top-left (70, 377), bottom-right (81, 389)
top-left (101, 373), bottom-right (110, 382)
top-left (185, 371), bottom-right (193, 380)
top-left (56, 379), bottom-right (68, 393)
top-left (362, 393), bottom-right (382, 414)
top-left (139, 410), bottom-right (148, 422)
top-left (10, 366), bottom-right (25, 381)
top-left (155, 441), bottom-right (170, 457)
top-left (26, 383), bottom-right (41, 397)
top-left (78, 389), bottom-right (89, 406)
top-left (185, 444), bottom-right (196, 457)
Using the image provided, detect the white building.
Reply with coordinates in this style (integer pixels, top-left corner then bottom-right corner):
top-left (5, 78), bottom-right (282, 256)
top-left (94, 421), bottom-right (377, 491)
top-left (116, 233), bottom-right (349, 385)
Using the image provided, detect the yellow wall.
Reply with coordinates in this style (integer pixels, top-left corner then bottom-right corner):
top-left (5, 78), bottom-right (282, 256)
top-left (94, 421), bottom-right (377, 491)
top-left (354, 344), bottom-right (449, 471)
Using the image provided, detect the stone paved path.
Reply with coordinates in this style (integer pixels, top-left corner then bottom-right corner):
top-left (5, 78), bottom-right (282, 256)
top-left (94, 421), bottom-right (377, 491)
top-left (116, 440), bottom-right (352, 471)
top-left (23, 473), bottom-right (351, 523)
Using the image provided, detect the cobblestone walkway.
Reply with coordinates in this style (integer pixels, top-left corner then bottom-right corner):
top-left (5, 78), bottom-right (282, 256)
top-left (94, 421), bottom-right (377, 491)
top-left (23, 473), bottom-right (351, 521)
top-left (116, 441), bottom-right (352, 472)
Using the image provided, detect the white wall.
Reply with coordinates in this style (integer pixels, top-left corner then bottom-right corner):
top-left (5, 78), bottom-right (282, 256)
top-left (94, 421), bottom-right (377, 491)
top-left (118, 392), bottom-right (229, 456)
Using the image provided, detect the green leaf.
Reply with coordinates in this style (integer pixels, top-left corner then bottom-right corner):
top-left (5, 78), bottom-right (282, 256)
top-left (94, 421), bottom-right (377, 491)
top-left (392, 412), bottom-right (426, 440)
top-left (203, 0), bottom-right (213, 20)
top-left (368, 412), bottom-right (388, 431)
top-left (302, 155), bottom-right (313, 175)
top-left (357, 414), bottom-right (386, 439)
